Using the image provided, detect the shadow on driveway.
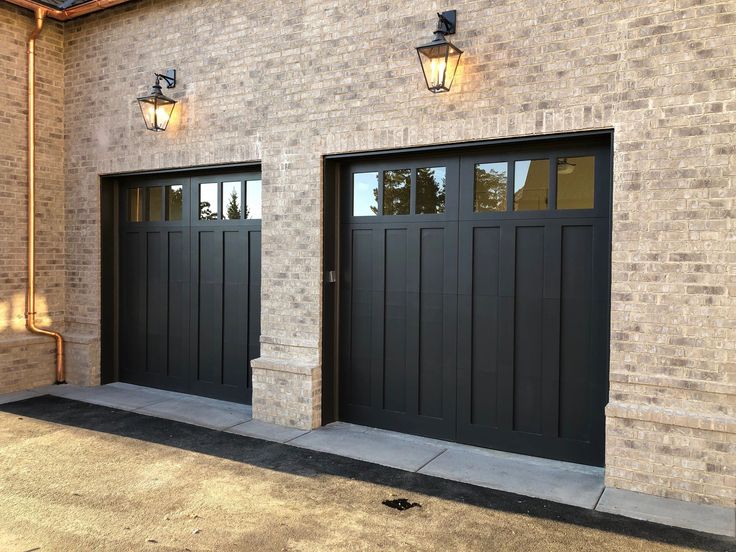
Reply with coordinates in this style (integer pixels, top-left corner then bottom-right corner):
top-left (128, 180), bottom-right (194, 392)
top-left (1, 395), bottom-right (732, 551)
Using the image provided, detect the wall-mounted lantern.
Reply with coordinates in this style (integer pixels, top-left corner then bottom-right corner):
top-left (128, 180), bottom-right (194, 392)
top-left (416, 11), bottom-right (463, 93)
top-left (137, 69), bottom-right (177, 131)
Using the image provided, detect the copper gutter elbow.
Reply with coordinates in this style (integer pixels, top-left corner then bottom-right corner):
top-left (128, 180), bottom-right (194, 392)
top-left (26, 7), bottom-right (65, 384)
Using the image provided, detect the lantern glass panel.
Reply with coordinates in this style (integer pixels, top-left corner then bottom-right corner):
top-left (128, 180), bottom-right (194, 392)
top-left (417, 42), bottom-right (462, 93)
top-left (138, 95), bottom-right (176, 131)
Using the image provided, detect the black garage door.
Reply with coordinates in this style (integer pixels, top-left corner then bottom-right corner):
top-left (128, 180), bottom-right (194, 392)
top-left (118, 171), bottom-right (262, 403)
top-left (339, 137), bottom-right (610, 465)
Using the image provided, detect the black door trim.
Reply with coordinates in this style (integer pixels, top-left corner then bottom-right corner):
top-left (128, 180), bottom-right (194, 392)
top-left (100, 161), bottom-right (261, 178)
top-left (324, 129), bottom-right (613, 161)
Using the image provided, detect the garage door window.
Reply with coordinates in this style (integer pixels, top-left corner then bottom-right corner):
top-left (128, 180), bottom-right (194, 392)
top-left (514, 159), bottom-right (549, 211)
top-left (474, 162), bottom-right (507, 212)
top-left (165, 185), bottom-right (183, 221)
top-left (223, 181), bottom-right (242, 220)
top-left (353, 172), bottom-right (379, 216)
top-left (127, 187), bottom-right (143, 222)
top-left (145, 187), bottom-right (163, 221)
top-left (416, 166), bottom-right (446, 214)
top-left (246, 180), bottom-right (262, 219)
top-left (199, 183), bottom-right (218, 220)
top-left (382, 169), bottom-right (411, 215)
top-left (557, 156), bottom-right (595, 209)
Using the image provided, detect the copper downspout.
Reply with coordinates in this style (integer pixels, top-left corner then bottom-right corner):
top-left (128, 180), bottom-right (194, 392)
top-left (26, 7), bottom-right (65, 384)
top-left (4, 0), bottom-right (131, 21)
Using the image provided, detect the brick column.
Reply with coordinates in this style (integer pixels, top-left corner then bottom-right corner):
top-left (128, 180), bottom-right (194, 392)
top-left (251, 357), bottom-right (321, 430)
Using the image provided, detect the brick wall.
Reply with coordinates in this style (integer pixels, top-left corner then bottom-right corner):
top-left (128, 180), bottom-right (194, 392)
top-left (1, 0), bottom-right (734, 506)
top-left (0, 4), bottom-right (65, 393)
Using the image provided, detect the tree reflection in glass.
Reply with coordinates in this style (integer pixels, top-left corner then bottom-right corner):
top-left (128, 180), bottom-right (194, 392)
top-left (165, 185), bottom-right (183, 221)
top-left (474, 163), bottom-right (507, 212)
top-left (222, 182), bottom-right (242, 220)
top-left (199, 182), bottom-right (218, 220)
top-left (382, 169), bottom-right (411, 215)
top-left (416, 167), bottom-right (446, 214)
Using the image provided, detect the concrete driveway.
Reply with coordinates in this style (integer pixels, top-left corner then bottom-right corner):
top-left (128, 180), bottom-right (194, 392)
top-left (0, 396), bottom-right (731, 552)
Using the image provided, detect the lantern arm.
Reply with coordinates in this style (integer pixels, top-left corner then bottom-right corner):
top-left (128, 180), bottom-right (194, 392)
top-left (153, 69), bottom-right (176, 89)
top-left (435, 11), bottom-right (456, 35)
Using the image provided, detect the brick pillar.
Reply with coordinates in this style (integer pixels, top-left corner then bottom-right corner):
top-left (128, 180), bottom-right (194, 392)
top-left (251, 357), bottom-right (321, 430)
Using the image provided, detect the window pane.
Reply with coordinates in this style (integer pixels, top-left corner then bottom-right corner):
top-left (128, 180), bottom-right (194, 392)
top-left (514, 159), bottom-right (549, 211)
top-left (383, 169), bottom-right (411, 215)
top-left (199, 182), bottom-right (218, 220)
top-left (416, 167), bottom-right (446, 214)
top-left (222, 181), bottom-right (242, 220)
top-left (127, 187), bottom-right (143, 222)
top-left (557, 156), bottom-right (595, 209)
top-left (474, 162), bottom-right (507, 212)
top-left (246, 180), bottom-right (262, 219)
top-left (165, 185), bottom-right (183, 221)
top-left (145, 187), bottom-right (163, 221)
top-left (352, 172), bottom-right (378, 216)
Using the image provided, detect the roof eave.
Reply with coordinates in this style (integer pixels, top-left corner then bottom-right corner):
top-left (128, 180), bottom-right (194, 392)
top-left (4, 0), bottom-right (131, 20)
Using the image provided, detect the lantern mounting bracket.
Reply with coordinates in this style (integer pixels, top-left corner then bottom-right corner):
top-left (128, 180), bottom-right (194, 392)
top-left (436, 10), bottom-right (457, 36)
top-left (154, 69), bottom-right (176, 89)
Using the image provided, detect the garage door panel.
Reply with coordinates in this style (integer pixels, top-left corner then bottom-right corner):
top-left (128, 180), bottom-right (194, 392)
top-left (469, 225), bottom-right (502, 428)
top-left (167, 230), bottom-right (189, 381)
top-left (120, 230), bottom-right (146, 379)
top-left (194, 230), bottom-right (224, 385)
top-left (417, 224), bottom-right (457, 422)
top-left (370, 228), bottom-right (386, 411)
top-left (384, 228), bottom-right (408, 413)
top-left (247, 230), bottom-right (261, 386)
top-left (470, 291), bottom-right (500, 427)
top-left (345, 228), bottom-right (374, 407)
top-left (458, 218), bottom-right (606, 462)
top-left (146, 231), bottom-right (167, 376)
top-left (559, 224), bottom-right (594, 441)
top-left (222, 230), bottom-right (248, 388)
top-left (341, 221), bottom-right (457, 434)
top-left (513, 226), bottom-right (545, 435)
top-left (418, 227), bottom-right (447, 419)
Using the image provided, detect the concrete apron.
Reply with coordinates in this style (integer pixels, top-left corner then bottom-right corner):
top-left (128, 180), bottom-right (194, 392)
top-left (2, 383), bottom-right (734, 538)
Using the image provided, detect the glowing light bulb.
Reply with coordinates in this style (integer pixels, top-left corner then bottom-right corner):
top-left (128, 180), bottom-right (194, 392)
top-left (156, 106), bottom-right (170, 126)
top-left (430, 59), bottom-right (438, 87)
top-left (429, 58), bottom-right (448, 88)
